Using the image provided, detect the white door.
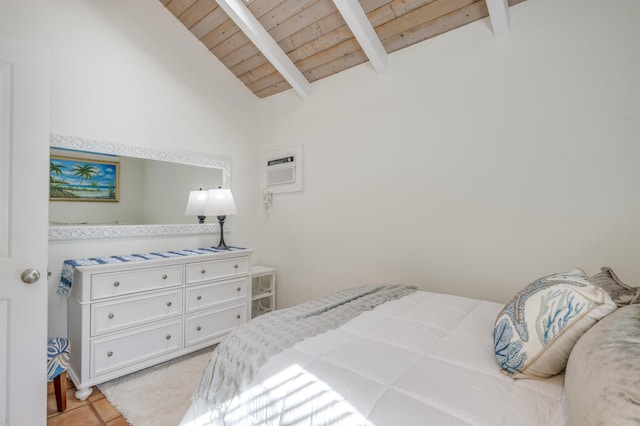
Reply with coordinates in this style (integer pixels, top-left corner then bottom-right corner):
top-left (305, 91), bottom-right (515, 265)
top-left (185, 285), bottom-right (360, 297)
top-left (0, 36), bottom-right (50, 426)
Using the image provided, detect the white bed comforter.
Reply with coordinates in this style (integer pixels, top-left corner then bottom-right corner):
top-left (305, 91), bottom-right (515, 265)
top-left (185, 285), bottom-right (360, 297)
top-left (181, 291), bottom-right (567, 426)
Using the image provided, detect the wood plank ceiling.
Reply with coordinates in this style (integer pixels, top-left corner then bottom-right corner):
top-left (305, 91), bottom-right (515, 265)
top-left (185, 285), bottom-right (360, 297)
top-left (160, 0), bottom-right (526, 99)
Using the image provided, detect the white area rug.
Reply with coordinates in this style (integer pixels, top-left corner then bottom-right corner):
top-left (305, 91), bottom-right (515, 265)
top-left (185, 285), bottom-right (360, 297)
top-left (98, 349), bottom-right (213, 426)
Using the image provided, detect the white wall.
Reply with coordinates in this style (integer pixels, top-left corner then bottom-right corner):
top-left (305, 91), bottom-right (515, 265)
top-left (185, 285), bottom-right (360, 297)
top-left (256, 0), bottom-right (640, 308)
top-left (2, 0), bottom-right (639, 336)
top-left (0, 0), bottom-right (261, 337)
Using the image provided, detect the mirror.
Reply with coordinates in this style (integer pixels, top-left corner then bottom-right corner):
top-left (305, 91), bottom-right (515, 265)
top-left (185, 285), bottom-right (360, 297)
top-left (49, 134), bottom-right (231, 241)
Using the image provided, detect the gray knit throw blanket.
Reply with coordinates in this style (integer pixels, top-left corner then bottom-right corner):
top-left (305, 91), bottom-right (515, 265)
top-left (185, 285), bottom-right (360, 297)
top-left (194, 284), bottom-right (417, 418)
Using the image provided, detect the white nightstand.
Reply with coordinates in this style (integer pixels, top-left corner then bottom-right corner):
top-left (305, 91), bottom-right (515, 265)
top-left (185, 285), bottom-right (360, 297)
top-left (251, 266), bottom-right (276, 318)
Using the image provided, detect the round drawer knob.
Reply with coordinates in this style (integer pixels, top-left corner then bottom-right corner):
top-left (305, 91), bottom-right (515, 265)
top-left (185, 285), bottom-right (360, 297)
top-left (107, 351), bottom-right (113, 357)
top-left (166, 301), bottom-right (172, 307)
top-left (236, 314), bottom-right (241, 319)
top-left (108, 313), bottom-right (114, 319)
top-left (234, 264), bottom-right (238, 269)
top-left (166, 335), bottom-right (171, 340)
top-left (201, 269), bottom-right (206, 274)
top-left (196, 326), bottom-right (201, 331)
top-left (113, 281), bottom-right (120, 287)
top-left (196, 296), bottom-right (202, 301)
top-left (162, 274), bottom-right (168, 280)
top-left (237, 287), bottom-right (241, 292)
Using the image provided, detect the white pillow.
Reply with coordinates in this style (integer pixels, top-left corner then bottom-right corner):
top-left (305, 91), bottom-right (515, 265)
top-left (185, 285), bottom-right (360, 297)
top-left (565, 304), bottom-right (640, 425)
top-left (493, 268), bottom-right (616, 379)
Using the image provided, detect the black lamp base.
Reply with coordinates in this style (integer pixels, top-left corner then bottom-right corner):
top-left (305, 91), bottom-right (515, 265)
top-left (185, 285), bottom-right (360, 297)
top-left (215, 215), bottom-right (230, 250)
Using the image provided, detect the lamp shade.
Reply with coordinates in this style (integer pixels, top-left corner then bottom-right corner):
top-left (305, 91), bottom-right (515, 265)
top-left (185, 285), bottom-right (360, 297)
top-left (184, 189), bottom-right (208, 216)
top-left (205, 188), bottom-right (237, 216)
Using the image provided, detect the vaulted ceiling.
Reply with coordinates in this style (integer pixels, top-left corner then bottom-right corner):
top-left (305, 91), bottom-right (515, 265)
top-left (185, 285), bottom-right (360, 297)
top-left (160, 0), bottom-right (526, 99)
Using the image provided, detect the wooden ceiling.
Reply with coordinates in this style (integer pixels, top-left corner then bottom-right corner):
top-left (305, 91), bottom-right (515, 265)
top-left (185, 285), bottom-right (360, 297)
top-left (160, 0), bottom-right (526, 99)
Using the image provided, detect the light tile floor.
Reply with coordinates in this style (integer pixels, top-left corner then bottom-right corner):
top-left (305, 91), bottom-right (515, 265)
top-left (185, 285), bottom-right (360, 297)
top-left (47, 377), bottom-right (130, 426)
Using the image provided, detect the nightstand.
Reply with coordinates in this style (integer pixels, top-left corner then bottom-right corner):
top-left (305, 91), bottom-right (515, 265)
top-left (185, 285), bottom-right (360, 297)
top-left (251, 266), bottom-right (276, 318)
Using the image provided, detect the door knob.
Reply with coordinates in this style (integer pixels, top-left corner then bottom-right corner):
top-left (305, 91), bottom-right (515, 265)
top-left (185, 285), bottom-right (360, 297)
top-left (21, 268), bottom-right (41, 284)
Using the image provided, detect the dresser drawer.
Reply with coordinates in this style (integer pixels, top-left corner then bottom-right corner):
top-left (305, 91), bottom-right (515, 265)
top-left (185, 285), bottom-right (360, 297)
top-left (185, 278), bottom-right (248, 313)
top-left (185, 256), bottom-right (249, 285)
top-left (185, 304), bottom-right (246, 347)
top-left (91, 319), bottom-right (182, 377)
top-left (91, 290), bottom-right (182, 337)
top-left (91, 265), bottom-right (183, 300)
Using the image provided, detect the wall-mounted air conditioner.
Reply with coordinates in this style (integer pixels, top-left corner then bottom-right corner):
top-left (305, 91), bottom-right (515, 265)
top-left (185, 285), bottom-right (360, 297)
top-left (261, 145), bottom-right (303, 194)
top-left (266, 155), bottom-right (296, 186)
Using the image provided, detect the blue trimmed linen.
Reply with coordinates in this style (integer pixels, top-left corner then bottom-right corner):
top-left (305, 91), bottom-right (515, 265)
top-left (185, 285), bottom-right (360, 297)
top-left (57, 246), bottom-right (245, 296)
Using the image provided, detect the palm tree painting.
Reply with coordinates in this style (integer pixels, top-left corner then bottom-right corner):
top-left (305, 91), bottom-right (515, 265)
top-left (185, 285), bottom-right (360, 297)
top-left (49, 155), bottom-right (120, 201)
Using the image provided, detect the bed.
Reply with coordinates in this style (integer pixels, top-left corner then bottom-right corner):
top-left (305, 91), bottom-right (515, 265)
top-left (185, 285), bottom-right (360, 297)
top-left (180, 268), bottom-right (640, 426)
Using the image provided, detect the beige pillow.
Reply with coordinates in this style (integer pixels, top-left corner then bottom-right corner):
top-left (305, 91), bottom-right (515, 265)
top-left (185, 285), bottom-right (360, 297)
top-left (590, 267), bottom-right (640, 306)
top-left (493, 268), bottom-right (617, 379)
top-left (565, 304), bottom-right (640, 425)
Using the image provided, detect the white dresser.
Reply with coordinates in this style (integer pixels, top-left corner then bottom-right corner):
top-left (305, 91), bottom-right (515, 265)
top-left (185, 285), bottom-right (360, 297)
top-left (66, 249), bottom-right (252, 400)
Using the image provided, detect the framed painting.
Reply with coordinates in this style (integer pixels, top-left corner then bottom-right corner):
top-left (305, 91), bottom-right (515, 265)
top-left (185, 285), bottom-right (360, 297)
top-left (50, 155), bottom-right (120, 202)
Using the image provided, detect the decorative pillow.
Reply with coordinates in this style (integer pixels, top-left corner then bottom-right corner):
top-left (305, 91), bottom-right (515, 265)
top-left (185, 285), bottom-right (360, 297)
top-left (493, 268), bottom-right (617, 379)
top-left (590, 266), bottom-right (640, 306)
top-left (564, 304), bottom-right (640, 425)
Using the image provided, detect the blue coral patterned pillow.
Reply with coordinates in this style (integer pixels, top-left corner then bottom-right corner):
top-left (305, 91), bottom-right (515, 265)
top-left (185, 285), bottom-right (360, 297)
top-left (493, 268), bottom-right (616, 379)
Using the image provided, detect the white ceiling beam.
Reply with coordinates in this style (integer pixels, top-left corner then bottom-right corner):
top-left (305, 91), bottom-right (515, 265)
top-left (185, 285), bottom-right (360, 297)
top-left (333, 0), bottom-right (387, 73)
top-left (486, 0), bottom-right (510, 35)
top-left (216, 0), bottom-right (311, 98)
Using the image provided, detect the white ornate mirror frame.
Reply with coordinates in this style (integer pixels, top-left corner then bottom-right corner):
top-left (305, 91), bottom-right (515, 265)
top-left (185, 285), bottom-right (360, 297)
top-left (48, 134), bottom-right (232, 241)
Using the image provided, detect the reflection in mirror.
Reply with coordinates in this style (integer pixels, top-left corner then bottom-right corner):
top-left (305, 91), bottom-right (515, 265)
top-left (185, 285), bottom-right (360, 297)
top-left (49, 134), bottom-right (231, 241)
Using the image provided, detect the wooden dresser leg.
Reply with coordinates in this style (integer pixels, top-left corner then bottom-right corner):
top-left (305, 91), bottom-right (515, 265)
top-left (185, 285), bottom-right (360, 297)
top-left (53, 371), bottom-right (67, 412)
